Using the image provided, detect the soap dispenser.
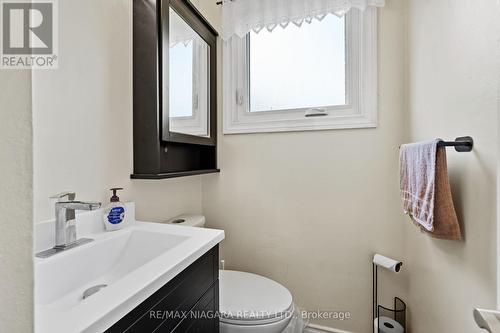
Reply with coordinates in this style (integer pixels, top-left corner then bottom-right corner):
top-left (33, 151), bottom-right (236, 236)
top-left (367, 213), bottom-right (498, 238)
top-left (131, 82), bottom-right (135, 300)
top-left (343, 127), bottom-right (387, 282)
top-left (102, 188), bottom-right (126, 231)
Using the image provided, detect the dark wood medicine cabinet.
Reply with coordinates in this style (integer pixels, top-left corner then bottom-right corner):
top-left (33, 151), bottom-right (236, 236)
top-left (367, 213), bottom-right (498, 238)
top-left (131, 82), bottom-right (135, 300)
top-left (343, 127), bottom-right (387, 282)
top-left (131, 0), bottom-right (219, 180)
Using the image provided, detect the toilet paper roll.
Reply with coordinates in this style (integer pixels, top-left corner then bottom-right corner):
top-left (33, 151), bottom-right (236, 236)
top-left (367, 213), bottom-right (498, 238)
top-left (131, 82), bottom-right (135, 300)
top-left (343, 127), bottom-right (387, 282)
top-left (374, 317), bottom-right (404, 333)
top-left (373, 254), bottom-right (403, 273)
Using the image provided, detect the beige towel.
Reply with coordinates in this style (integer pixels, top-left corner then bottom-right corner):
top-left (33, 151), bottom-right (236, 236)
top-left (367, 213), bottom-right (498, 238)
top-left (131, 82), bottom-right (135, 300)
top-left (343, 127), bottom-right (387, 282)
top-left (400, 140), bottom-right (461, 240)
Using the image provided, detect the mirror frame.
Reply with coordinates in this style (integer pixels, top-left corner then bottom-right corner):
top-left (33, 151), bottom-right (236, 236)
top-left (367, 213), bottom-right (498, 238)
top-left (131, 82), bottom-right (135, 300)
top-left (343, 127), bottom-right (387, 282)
top-left (161, 0), bottom-right (217, 146)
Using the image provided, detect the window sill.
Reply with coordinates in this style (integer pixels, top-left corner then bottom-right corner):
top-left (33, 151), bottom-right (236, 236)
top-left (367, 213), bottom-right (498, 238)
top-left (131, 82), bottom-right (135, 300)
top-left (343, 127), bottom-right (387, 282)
top-left (223, 113), bottom-right (378, 134)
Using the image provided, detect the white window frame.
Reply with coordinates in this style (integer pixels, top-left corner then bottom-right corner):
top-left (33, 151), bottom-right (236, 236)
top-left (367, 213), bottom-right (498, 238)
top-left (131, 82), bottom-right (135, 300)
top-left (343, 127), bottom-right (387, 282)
top-left (223, 8), bottom-right (378, 134)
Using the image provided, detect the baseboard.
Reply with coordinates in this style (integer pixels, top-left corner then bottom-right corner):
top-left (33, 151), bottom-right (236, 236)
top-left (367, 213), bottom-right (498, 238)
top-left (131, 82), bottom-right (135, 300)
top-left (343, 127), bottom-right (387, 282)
top-left (305, 323), bottom-right (355, 333)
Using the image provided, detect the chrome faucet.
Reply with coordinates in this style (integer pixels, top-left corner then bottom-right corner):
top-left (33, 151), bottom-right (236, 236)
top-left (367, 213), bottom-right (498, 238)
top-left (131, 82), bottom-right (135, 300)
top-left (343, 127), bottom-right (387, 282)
top-left (36, 192), bottom-right (101, 258)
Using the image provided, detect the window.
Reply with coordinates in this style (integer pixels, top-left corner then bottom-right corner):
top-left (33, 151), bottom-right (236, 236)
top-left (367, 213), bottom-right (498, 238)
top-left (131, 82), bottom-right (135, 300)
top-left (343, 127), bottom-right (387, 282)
top-left (223, 8), bottom-right (378, 134)
top-left (249, 15), bottom-right (345, 113)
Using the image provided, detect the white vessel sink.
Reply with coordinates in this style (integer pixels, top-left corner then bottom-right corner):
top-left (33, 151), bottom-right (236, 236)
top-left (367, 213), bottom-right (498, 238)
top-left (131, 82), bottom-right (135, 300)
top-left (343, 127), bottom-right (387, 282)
top-left (34, 204), bottom-right (224, 333)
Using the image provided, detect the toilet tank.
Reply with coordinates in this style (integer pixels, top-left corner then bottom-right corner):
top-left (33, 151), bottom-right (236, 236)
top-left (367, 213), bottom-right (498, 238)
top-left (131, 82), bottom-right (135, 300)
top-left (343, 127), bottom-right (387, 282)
top-left (163, 214), bottom-right (206, 228)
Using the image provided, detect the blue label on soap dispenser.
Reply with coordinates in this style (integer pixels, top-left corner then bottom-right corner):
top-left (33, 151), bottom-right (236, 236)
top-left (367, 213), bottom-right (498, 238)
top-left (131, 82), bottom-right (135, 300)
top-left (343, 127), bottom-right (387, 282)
top-left (108, 207), bottom-right (125, 224)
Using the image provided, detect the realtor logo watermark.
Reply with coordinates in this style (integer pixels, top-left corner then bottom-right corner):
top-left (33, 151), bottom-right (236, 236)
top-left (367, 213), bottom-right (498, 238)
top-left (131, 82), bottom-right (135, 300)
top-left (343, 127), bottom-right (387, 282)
top-left (1, 0), bottom-right (58, 69)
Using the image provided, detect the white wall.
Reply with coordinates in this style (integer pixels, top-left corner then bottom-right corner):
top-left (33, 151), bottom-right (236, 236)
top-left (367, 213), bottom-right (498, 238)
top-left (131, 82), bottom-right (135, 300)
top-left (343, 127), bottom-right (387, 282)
top-left (32, 0), bottom-right (204, 224)
top-left (0, 71), bottom-right (34, 331)
top-left (202, 1), bottom-right (407, 332)
top-left (405, 0), bottom-right (499, 332)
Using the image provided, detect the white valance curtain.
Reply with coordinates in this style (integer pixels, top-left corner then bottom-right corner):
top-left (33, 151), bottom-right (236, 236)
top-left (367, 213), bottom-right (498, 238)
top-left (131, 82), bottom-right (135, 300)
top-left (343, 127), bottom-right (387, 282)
top-left (221, 0), bottom-right (385, 40)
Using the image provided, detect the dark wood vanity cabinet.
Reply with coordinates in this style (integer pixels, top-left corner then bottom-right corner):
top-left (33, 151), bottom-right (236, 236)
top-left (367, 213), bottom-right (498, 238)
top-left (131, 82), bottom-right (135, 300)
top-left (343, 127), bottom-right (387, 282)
top-left (106, 245), bottom-right (219, 333)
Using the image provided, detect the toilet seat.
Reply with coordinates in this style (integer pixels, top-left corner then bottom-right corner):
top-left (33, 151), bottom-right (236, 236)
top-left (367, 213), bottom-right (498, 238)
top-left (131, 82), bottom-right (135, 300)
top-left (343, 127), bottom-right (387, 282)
top-left (219, 270), bottom-right (293, 326)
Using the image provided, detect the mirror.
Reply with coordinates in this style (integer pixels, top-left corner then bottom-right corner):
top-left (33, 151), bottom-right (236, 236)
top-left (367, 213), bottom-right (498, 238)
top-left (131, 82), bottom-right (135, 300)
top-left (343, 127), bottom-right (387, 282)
top-left (168, 7), bottom-right (210, 138)
top-left (133, 0), bottom-right (218, 178)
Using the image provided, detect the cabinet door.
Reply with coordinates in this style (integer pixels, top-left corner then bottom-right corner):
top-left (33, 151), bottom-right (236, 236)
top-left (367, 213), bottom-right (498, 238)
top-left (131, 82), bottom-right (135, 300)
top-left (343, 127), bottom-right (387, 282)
top-left (106, 246), bottom-right (218, 333)
top-left (169, 282), bottom-right (219, 333)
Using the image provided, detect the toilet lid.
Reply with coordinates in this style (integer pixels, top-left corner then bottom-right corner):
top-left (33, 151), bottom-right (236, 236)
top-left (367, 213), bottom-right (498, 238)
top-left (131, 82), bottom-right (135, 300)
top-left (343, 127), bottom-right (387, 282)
top-left (219, 270), bottom-right (293, 323)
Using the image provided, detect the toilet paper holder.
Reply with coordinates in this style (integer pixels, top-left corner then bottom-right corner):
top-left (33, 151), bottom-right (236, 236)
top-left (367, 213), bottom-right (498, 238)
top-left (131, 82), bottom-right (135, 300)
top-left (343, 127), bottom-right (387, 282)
top-left (372, 254), bottom-right (407, 333)
top-left (375, 298), bottom-right (406, 333)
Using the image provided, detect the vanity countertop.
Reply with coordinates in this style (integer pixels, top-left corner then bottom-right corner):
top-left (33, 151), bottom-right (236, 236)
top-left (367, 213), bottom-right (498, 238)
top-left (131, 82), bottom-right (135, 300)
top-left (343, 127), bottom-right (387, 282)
top-left (34, 203), bottom-right (224, 333)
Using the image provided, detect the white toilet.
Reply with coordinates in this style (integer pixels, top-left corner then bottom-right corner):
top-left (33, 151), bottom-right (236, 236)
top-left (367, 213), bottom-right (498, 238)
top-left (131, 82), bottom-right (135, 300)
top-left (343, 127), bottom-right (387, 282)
top-left (164, 215), bottom-right (294, 333)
